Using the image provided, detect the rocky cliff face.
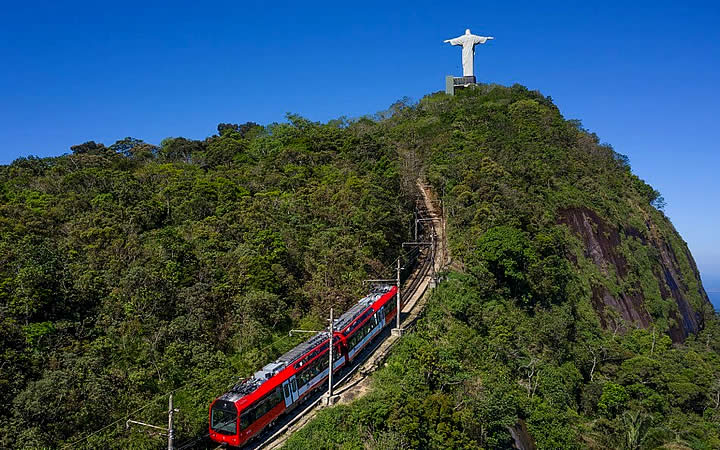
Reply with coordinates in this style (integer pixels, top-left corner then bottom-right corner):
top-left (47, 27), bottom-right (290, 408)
top-left (560, 206), bottom-right (711, 342)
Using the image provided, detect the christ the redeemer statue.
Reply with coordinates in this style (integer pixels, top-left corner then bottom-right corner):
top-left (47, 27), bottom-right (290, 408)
top-left (444, 29), bottom-right (494, 77)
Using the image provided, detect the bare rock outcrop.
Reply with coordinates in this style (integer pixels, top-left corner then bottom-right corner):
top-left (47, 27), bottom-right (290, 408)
top-left (560, 207), bottom-right (710, 342)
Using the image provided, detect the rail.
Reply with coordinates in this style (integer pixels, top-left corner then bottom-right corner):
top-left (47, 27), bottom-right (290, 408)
top-left (252, 181), bottom-right (445, 450)
top-left (178, 181), bottom-right (445, 450)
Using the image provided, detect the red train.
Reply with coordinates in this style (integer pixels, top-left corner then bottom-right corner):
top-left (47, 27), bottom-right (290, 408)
top-left (209, 285), bottom-right (399, 447)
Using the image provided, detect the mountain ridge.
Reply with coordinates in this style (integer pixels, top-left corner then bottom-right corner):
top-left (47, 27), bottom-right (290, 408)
top-left (1, 84), bottom-right (718, 448)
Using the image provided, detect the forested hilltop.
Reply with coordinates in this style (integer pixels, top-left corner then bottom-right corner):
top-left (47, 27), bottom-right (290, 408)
top-left (1, 84), bottom-right (717, 449)
top-left (0, 115), bottom-right (417, 447)
top-left (285, 86), bottom-right (720, 449)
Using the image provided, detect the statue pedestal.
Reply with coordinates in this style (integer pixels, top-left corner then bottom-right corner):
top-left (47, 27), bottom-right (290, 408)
top-left (445, 75), bottom-right (477, 95)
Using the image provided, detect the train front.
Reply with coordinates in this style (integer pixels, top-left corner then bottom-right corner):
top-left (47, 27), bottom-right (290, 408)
top-left (209, 398), bottom-right (242, 447)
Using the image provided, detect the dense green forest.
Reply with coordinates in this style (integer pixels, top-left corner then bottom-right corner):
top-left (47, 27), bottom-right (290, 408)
top-left (1, 84), bottom-right (717, 449)
top-left (0, 115), bottom-right (416, 447)
top-left (284, 86), bottom-right (719, 449)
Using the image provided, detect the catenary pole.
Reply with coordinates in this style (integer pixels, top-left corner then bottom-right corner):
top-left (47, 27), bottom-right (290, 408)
top-left (431, 232), bottom-right (436, 280)
top-left (414, 211), bottom-right (418, 241)
top-left (168, 394), bottom-right (174, 450)
top-left (125, 394), bottom-right (178, 449)
top-left (396, 258), bottom-right (402, 329)
top-left (328, 308), bottom-right (334, 398)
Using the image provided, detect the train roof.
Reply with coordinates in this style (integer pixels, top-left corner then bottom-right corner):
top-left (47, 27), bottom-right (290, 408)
top-left (216, 285), bottom-right (394, 404)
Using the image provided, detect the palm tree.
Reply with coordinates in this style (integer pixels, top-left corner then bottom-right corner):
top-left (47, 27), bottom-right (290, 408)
top-left (622, 410), bottom-right (650, 450)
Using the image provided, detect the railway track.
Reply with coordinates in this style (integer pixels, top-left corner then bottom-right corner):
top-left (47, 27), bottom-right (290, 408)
top-left (185, 181), bottom-right (445, 450)
top-left (252, 181), bottom-right (446, 450)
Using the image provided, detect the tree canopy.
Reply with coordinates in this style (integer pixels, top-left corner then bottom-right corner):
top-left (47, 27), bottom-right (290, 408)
top-left (1, 85), bottom-right (716, 449)
top-left (0, 115), bottom-right (414, 448)
top-left (285, 86), bottom-right (719, 449)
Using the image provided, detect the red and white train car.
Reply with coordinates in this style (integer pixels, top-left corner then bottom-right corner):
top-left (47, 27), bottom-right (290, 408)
top-left (209, 285), bottom-right (398, 447)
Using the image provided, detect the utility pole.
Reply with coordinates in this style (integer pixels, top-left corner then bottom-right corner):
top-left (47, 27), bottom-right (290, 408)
top-left (328, 307), bottom-right (334, 399)
top-left (396, 258), bottom-right (402, 329)
top-left (168, 394), bottom-right (175, 450)
top-left (126, 394), bottom-right (178, 450)
top-left (431, 232), bottom-right (436, 281)
top-left (322, 307), bottom-right (340, 406)
top-left (414, 211), bottom-right (418, 241)
top-left (415, 218), bottom-right (438, 241)
top-left (289, 308), bottom-right (348, 407)
top-left (299, 307), bottom-right (338, 406)
top-left (391, 258), bottom-right (405, 336)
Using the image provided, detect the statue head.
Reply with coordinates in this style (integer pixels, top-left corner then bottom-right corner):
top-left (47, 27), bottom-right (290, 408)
top-left (465, 29), bottom-right (471, 35)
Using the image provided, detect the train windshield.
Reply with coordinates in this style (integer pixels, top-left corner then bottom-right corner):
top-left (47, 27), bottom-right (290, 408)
top-left (211, 400), bottom-right (238, 435)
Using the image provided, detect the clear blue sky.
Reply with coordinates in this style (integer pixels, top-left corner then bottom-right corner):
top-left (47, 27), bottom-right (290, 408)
top-left (1, 0), bottom-right (718, 289)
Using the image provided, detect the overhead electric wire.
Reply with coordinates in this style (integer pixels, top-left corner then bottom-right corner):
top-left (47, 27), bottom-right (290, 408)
top-left (67, 202), bottom-right (432, 448)
top-left (62, 332), bottom-right (296, 448)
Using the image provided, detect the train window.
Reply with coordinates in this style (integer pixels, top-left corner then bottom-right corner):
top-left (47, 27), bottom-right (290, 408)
top-left (271, 387), bottom-right (283, 405)
top-left (348, 314), bottom-right (381, 352)
top-left (284, 384), bottom-right (290, 398)
top-left (239, 408), bottom-right (254, 431)
top-left (299, 352), bottom-right (330, 390)
top-left (298, 369), bottom-right (310, 387)
top-left (245, 387), bottom-right (284, 426)
top-left (295, 344), bottom-right (328, 370)
top-left (211, 402), bottom-right (238, 435)
top-left (255, 401), bottom-right (266, 419)
top-left (292, 379), bottom-right (297, 392)
top-left (308, 366), bottom-right (316, 384)
top-left (257, 399), bottom-right (270, 418)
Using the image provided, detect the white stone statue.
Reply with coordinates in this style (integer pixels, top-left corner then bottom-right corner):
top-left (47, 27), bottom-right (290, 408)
top-left (444, 29), bottom-right (494, 77)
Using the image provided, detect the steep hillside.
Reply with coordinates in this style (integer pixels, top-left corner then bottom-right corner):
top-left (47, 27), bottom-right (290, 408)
top-left (411, 86), bottom-right (710, 340)
top-left (1, 85), bottom-right (716, 449)
top-left (0, 118), bottom-right (416, 448)
top-left (284, 86), bottom-right (720, 449)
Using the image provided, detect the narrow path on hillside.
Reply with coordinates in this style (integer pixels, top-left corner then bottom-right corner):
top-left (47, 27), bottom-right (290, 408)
top-left (255, 181), bottom-right (448, 450)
